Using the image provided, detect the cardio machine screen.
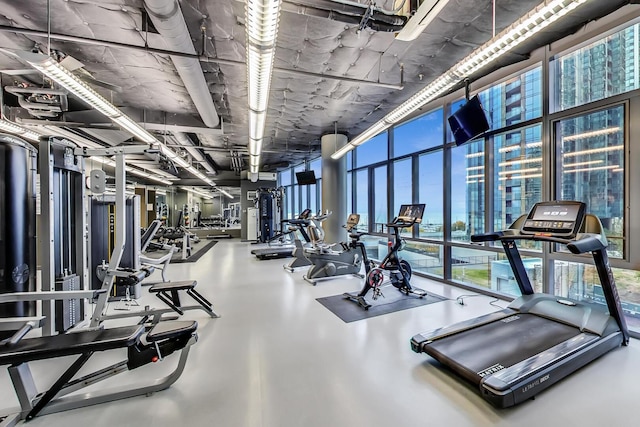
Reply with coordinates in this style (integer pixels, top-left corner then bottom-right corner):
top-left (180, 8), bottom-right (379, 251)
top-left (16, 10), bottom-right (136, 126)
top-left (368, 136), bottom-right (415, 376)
top-left (521, 201), bottom-right (586, 237)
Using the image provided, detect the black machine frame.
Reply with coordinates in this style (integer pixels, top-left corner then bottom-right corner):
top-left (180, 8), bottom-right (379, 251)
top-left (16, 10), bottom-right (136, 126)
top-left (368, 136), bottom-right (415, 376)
top-left (411, 201), bottom-right (629, 408)
top-left (344, 204), bottom-right (427, 309)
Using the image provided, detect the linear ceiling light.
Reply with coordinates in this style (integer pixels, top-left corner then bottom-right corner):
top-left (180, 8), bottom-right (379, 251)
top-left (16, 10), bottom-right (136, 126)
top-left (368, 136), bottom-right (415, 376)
top-left (89, 156), bottom-right (174, 185)
top-left (332, 0), bottom-right (592, 159)
top-left (396, 0), bottom-right (451, 42)
top-left (14, 51), bottom-right (214, 185)
top-left (180, 186), bottom-right (213, 200)
top-left (0, 119), bottom-right (42, 142)
top-left (246, 0), bottom-right (282, 174)
top-left (217, 188), bottom-right (234, 199)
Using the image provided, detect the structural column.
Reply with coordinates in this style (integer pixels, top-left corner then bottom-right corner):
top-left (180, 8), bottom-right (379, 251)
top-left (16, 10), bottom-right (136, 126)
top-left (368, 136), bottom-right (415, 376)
top-left (321, 133), bottom-right (348, 243)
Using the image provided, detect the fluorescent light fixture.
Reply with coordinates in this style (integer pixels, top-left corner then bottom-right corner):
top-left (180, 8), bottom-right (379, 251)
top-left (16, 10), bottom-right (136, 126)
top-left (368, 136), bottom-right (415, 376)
top-left (218, 188), bottom-right (234, 199)
top-left (249, 111), bottom-right (267, 141)
top-left (15, 51), bottom-right (213, 185)
top-left (128, 167), bottom-right (174, 185)
top-left (249, 138), bottom-right (262, 156)
top-left (331, 143), bottom-right (356, 160)
top-left (89, 156), bottom-right (173, 185)
top-left (332, 0), bottom-right (592, 159)
top-left (18, 52), bottom-right (121, 117)
top-left (245, 0), bottom-right (282, 173)
top-left (180, 186), bottom-right (213, 200)
top-left (0, 119), bottom-right (42, 141)
top-left (396, 0), bottom-right (451, 42)
top-left (112, 116), bottom-right (156, 143)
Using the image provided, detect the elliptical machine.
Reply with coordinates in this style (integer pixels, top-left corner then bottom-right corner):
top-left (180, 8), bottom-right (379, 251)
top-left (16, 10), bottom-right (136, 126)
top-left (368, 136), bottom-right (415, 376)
top-left (343, 204), bottom-right (427, 310)
top-left (303, 214), bottom-right (372, 285)
top-left (283, 209), bottom-right (314, 271)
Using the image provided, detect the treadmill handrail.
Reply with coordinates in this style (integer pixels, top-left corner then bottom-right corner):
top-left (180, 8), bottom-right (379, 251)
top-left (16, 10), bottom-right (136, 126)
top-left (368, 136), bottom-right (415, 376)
top-left (567, 234), bottom-right (607, 254)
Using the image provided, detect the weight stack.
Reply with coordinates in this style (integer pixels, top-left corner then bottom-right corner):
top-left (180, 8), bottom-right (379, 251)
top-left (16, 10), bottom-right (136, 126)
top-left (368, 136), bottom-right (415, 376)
top-left (55, 274), bottom-right (82, 332)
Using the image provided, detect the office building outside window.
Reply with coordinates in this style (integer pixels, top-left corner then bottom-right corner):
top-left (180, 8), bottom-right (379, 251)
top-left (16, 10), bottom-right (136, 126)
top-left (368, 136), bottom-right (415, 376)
top-left (555, 106), bottom-right (625, 257)
top-left (552, 24), bottom-right (640, 112)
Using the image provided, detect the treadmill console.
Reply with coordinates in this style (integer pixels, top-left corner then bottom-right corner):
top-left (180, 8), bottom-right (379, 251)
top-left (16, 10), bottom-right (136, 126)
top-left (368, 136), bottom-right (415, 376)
top-left (520, 201), bottom-right (586, 238)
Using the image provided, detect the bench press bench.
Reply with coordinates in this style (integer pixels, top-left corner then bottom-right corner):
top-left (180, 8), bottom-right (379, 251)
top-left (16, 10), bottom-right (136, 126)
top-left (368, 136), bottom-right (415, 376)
top-left (0, 320), bottom-right (197, 426)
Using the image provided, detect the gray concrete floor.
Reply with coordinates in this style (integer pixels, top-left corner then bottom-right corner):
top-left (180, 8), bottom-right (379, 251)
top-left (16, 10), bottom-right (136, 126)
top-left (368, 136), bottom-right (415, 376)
top-left (1, 240), bottom-right (638, 426)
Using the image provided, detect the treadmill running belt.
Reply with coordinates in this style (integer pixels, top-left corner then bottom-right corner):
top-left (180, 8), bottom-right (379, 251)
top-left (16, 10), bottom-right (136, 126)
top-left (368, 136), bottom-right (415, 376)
top-left (424, 313), bottom-right (583, 385)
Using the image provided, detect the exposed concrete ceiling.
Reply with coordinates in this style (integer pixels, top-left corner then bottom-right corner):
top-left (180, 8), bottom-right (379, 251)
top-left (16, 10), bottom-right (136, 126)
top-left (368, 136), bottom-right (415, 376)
top-left (0, 0), bottom-right (630, 188)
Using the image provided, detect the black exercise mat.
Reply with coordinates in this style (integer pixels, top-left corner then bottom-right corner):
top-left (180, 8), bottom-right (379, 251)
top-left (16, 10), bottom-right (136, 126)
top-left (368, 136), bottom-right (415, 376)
top-left (317, 291), bottom-right (447, 323)
top-left (171, 240), bottom-right (218, 264)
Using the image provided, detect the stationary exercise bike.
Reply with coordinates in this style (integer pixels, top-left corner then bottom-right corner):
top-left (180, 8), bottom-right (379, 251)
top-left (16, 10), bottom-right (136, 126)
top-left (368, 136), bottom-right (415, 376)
top-left (343, 204), bottom-right (427, 310)
top-left (303, 214), bottom-right (372, 285)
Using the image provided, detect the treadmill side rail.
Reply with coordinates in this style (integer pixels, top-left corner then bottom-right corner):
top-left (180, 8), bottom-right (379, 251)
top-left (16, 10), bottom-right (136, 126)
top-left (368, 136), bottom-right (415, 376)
top-left (481, 331), bottom-right (624, 408)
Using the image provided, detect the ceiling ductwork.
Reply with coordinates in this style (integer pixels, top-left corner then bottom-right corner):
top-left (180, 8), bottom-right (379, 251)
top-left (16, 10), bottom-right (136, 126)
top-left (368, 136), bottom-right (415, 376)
top-left (282, 0), bottom-right (407, 32)
top-left (144, 0), bottom-right (220, 128)
top-left (173, 132), bottom-right (218, 176)
top-left (4, 86), bottom-right (68, 118)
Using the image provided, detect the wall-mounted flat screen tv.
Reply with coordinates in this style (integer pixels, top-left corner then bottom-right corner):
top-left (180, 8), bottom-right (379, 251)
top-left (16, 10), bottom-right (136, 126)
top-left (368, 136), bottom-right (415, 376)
top-left (295, 170), bottom-right (317, 185)
top-left (447, 95), bottom-right (490, 146)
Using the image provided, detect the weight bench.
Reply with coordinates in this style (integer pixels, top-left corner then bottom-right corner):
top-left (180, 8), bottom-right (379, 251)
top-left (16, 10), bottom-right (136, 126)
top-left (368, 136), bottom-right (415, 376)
top-left (0, 320), bottom-right (197, 426)
top-left (148, 280), bottom-right (219, 318)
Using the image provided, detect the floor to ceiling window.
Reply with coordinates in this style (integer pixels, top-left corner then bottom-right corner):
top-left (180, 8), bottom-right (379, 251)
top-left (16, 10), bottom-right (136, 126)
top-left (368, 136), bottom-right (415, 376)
top-left (279, 17), bottom-right (640, 336)
top-left (354, 169), bottom-right (369, 230)
top-left (493, 123), bottom-right (543, 231)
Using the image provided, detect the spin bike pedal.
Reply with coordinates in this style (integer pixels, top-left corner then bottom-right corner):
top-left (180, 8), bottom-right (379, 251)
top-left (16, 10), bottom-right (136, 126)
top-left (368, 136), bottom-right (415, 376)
top-left (410, 287), bottom-right (427, 298)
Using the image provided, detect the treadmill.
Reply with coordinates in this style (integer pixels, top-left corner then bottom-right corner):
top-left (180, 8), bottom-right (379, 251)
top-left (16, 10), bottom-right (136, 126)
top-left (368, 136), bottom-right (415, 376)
top-left (410, 201), bottom-right (629, 408)
top-left (251, 209), bottom-right (311, 260)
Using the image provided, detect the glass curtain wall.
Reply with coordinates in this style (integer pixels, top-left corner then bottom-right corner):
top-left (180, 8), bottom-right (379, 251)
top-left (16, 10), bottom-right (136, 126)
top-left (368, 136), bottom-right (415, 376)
top-left (278, 158), bottom-right (322, 219)
top-left (338, 19), bottom-right (640, 335)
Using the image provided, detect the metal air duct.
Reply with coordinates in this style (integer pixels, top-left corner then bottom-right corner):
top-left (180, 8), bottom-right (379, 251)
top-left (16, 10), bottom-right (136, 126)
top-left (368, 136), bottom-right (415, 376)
top-left (144, 0), bottom-right (220, 128)
top-left (173, 132), bottom-right (217, 176)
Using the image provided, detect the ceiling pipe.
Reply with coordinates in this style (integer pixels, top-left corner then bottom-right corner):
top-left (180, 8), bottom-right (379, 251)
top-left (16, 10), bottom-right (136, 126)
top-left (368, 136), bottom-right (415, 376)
top-left (173, 132), bottom-right (218, 176)
top-left (144, 0), bottom-right (220, 128)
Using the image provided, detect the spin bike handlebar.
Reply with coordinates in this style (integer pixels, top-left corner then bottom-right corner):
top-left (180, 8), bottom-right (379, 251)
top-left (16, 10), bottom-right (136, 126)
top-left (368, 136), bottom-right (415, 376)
top-left (387, 218), bottom-right (418, 229)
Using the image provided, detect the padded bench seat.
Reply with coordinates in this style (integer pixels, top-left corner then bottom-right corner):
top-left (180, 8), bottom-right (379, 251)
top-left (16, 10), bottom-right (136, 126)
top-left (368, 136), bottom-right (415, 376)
top-left (0, 325), bottom-right (144, 366)
top-left (147, 280), bottom-right (218, 318)
top-left (147, 320), bottom-right (197, 342)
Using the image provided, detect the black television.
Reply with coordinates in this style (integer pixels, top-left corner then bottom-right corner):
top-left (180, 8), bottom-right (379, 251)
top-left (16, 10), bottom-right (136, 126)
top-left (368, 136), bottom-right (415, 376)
top-left (295, 170), bottom-right (317, 185)
top-left (447, 95), bottom-right (490, 146)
